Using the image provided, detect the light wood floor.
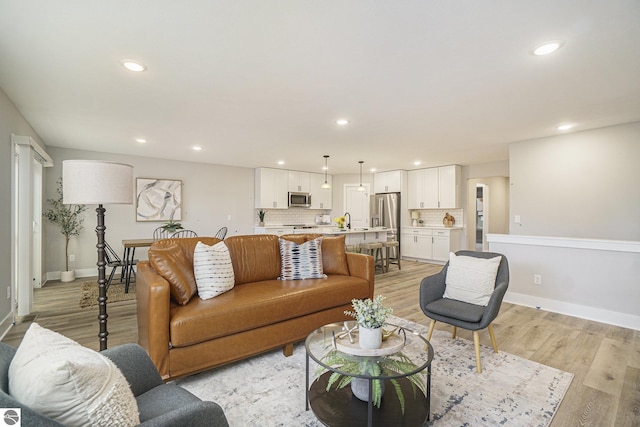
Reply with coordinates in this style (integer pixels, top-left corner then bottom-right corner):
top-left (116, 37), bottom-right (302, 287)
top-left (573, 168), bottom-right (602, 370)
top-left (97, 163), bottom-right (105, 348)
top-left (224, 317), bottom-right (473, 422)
top-left (3, 260), bottom-right (639, 426)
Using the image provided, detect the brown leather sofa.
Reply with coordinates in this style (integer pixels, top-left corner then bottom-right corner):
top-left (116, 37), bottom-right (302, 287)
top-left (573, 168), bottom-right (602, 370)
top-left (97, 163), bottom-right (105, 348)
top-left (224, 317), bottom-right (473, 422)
top-left (136, 234), bottom-right (374, 381)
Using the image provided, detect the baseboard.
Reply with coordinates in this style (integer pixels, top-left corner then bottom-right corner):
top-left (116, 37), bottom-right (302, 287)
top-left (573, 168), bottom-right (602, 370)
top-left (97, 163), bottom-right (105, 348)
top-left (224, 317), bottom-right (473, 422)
top-left (504, 291), bottom-right (640, 331)
top-left (45, 267), bottom-right (103, 282)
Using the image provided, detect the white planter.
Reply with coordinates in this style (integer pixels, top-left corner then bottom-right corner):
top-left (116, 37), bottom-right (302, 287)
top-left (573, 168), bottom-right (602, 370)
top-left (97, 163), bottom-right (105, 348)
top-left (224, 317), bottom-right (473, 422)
top-left (359, 325), bottom-right (382, 349)
top-left (351, 378), bottom-right (385, 402)
top-left (60, 270), bottom-right (75, 282)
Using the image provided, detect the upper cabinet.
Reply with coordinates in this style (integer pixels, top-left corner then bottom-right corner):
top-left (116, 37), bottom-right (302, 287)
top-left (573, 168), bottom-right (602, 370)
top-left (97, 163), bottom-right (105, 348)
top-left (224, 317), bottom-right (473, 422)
top-left (255, 168), bottom-right (289, 209)
top-left (288, 171), bottom-right (310, 192)
top-left (310, 173), bottom-right (332, 209)
top-left (408, 165), bottom-right (461, 209)
top-left (374, 170), bottom-right (403, 193)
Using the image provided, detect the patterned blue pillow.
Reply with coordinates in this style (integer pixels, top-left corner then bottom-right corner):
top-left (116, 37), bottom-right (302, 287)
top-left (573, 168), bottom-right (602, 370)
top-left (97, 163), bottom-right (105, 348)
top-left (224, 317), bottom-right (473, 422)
top-left (279, 237), bottom-right (327, 280)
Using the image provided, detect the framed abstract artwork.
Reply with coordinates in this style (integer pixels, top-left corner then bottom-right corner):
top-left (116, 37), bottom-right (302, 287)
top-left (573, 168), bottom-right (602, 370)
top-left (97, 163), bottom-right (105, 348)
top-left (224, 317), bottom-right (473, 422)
top-left (136, 178), bottom-right (182, 222)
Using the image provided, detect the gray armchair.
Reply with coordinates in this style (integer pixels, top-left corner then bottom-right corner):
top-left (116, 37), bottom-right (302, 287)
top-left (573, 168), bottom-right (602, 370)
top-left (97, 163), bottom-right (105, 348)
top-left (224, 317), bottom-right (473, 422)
top-left (419, 250), bottom-right (509, 373)
top-left (0, 342), bottom-right (228, 427)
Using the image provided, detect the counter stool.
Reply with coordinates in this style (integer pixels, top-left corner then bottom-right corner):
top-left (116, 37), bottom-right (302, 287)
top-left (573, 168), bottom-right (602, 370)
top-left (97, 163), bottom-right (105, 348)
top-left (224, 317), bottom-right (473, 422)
top-left (345, 244), bottom-right (360, 253)
top-left (382, 241), bottom-right (401, 271)
top-left (359, 242), bottom-right (385, 273)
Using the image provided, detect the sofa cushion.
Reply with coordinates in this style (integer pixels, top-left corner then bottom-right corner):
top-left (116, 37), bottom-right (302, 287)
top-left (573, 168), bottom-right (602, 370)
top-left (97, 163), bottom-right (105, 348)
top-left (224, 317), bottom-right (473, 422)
top-left (320, 235), bottom-right (350, 276)
top-left (149, 243), bottom-right (197, 305)
top-left (444, 252), bottom-right (501, 306)
top-left (193, 241), bottom-right (235, 299)
top-left (169, 276), bottom-right (370, 347)
top-left (8, 323), bottom-right (139, 427)
top-left (279, 237), bottom-right (327, 280)
top-left (224, 235), bottom-right (281, 285)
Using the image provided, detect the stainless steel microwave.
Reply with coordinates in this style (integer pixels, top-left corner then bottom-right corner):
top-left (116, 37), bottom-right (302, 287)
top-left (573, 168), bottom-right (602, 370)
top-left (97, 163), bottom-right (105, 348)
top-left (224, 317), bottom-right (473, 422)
top-left (288, 192), bottom-right (311, 208)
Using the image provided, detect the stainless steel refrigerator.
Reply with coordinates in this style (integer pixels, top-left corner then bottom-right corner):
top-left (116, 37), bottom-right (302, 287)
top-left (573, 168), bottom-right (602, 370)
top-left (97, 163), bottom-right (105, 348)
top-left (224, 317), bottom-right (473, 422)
top-left (370, 192), bottom-right (401, 257)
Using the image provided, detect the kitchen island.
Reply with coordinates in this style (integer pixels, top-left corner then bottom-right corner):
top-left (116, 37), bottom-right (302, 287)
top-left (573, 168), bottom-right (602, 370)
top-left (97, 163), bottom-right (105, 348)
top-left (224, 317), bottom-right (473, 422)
top-left (253, 226), bottom-right (391, 245)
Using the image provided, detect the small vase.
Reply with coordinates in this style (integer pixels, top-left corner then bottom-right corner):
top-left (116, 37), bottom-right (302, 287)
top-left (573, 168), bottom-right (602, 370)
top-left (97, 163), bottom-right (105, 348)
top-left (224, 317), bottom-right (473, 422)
top-left (351, 378), bottom-right (385, 402)
top-left (259, 221), bottom-right (265, 226)
top-left (359, 325), bottom-right (382, 349)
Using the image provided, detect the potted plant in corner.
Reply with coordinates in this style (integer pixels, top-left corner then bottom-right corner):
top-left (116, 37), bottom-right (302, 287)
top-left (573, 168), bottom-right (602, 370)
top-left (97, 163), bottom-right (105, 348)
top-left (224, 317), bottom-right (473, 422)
top-left (44, 178), bottom-right (87, 282)
top-left (258, 209), bottom-right (266, 226)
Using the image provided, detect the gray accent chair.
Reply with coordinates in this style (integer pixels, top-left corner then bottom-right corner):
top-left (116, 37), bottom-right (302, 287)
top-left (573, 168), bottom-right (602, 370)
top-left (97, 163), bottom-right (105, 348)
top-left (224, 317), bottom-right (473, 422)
top-left (0, 342), bottom-right (229, 427)
top-left (419, 250), bottom-right (509, 373)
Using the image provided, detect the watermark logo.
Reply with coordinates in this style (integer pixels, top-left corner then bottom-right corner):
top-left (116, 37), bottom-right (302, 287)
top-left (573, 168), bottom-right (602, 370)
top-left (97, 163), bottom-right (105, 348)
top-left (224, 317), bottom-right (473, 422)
top-left (0, 409), bottom-right (20, 426)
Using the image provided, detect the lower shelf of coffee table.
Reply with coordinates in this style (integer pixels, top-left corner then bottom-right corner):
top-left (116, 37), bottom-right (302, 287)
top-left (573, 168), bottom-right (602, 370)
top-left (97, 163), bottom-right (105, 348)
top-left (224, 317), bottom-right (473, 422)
top-left (308, 372), bottom-right (429, 427)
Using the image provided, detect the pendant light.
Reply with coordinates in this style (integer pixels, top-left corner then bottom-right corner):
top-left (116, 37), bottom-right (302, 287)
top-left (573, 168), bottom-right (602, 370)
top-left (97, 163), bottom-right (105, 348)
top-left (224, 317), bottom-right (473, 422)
top-left (321, 155), bottom-right (331, 189)
top-left (357, 160), bottom-right (365, 192)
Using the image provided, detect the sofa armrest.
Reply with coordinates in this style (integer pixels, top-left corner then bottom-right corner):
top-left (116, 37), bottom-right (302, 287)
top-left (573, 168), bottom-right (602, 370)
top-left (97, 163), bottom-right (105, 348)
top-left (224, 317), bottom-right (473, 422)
top-left (138, 401), bottom-right (229, 427)
top-left (346, 252), bottom-right (375, 298)
top-left (102, 343), bottom-right (164, 397)
top-left (136, 261), bottom-right (172, 380)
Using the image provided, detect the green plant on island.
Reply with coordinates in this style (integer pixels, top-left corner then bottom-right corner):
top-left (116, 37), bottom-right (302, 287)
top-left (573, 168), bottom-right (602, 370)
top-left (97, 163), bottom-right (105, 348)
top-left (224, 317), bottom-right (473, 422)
top-left (344, 295), bottom-right (394, 329)
top-left (318, 347), bottom-right (427, 414)
top-left (44, 178), bottom-right (87, 272)
top-left (161, 220), bottom-right (183, 233)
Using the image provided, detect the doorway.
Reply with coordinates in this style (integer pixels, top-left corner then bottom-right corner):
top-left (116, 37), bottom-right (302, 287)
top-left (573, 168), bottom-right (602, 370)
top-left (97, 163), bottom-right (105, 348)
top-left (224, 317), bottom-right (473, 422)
top-left (465, 177), bottom-right (509, 251)
top-left (12, 135), bottom-right (52, 318)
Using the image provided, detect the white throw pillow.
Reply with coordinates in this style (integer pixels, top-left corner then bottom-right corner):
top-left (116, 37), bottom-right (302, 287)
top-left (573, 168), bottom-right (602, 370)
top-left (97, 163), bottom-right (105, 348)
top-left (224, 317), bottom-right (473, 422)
top-left (443, 252), bottom-right (501, 306)
top-left (193, 241), bottom-right (235, 299)
top-left (8, 323), bottom-right (139, 427)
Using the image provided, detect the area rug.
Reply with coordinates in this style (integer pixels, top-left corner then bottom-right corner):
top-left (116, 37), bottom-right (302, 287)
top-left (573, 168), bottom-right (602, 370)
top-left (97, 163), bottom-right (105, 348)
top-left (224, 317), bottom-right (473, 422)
top-left (177, 316), bottom-right (573, 426)
top-left (79, 281), bottom-right (136, 308)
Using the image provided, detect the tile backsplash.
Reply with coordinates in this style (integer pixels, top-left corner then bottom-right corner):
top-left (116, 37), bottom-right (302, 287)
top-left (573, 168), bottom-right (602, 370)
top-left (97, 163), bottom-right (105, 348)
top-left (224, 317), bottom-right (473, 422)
top-left (414, 208), bottom-right (464, 227)
top-left (258, 209), bottom-right (331, 226)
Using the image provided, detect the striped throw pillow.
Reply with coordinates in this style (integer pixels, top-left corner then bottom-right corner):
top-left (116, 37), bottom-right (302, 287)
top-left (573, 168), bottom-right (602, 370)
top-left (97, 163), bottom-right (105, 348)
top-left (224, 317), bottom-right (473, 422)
top-left (193, 241), bottom-right (235, 299)
top-left (279, 237), bottom-right (327, 280)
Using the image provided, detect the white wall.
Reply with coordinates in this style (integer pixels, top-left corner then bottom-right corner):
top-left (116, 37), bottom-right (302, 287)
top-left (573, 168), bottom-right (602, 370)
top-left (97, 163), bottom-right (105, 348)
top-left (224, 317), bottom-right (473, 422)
top-left (509, 122), bottom-right (640, 240)
top-left (44, 147), bottom-right (255, 276)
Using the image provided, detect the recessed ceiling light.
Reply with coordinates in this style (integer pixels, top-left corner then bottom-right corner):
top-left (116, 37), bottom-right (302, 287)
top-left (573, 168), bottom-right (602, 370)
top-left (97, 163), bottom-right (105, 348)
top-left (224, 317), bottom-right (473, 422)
top-left (192, 145), bottom-right (202, 151)
top-left (532, 41), bottom-right (563, 56)
top-left (277, 160), bottom-right (285, 165)
top-left (369, 168), bottom-right (377, 173)
top-left (556, 123), bottom-right (574, 131)
top-left (121, 59), bottom-right (146, 72)
top-left (135, 138), bottom-right (147, 143)
top-left (413, 161), bottom-right (421, 166)
top-left (336, 119), bottom-right (349, 126)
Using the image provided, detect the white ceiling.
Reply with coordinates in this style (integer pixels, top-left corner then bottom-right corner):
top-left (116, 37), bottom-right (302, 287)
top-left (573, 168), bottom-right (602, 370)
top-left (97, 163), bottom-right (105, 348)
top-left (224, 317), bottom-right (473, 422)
top-left (1, 1), bottom-right (639, 174)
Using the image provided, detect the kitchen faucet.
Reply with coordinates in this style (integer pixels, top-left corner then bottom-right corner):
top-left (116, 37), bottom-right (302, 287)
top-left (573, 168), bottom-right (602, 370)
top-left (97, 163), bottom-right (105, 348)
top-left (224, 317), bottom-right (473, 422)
top-left (344, 212), bottom-right (351, 230)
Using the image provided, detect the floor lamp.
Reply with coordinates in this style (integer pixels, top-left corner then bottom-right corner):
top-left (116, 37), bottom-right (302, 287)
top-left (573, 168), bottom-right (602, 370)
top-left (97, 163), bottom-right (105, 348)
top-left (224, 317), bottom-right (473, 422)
top-left (63, 160), bottom-right (133, 351)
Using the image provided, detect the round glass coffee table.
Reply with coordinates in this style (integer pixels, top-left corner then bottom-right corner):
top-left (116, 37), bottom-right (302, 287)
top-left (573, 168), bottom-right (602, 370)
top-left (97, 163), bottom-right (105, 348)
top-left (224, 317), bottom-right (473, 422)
top-left (305, 321), bottom-right (433, 427)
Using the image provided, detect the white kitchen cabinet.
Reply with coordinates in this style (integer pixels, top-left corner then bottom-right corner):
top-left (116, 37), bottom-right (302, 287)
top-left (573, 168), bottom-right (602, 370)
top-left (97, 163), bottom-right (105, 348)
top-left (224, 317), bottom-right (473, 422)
top-left (407, 168), bottom-right (438, 209)
top-left (407, 165), bottom-right (460, 209)
top-left (255, 168), bottom-right (289, 209)
top-left (401, 227), bottom-right (463, 262)
top-left (310, 173), bottom-right (332, 209)
top-left (374, 170), bottom-right (403, 193)
top-left (288, 171), bottom-right (310, 192)
top-left (401, 228), bottom-right (433, 260)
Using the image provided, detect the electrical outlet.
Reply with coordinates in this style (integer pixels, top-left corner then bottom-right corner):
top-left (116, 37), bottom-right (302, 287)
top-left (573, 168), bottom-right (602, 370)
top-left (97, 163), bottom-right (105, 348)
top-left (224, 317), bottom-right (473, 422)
top-left (69, 254), bottom-right (75, 262)
top-left (514, 215), bottom-right (521, 224)
top-left (533, 274), bottom-right (542, 285)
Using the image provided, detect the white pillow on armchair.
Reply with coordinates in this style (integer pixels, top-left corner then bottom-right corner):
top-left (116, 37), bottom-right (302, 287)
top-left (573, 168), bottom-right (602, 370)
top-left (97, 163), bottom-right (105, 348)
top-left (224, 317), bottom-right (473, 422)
top-left (443, 252), bottom-right (501, 306)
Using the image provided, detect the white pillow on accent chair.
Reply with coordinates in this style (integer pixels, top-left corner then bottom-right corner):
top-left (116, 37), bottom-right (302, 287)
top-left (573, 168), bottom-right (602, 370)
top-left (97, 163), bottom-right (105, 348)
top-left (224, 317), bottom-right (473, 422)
top-left (8, 323), bottom-right (140, 427)
top-left (443, 252), bottom-right (501, 306)
top-left (193, 241), bottom-right (235, 299)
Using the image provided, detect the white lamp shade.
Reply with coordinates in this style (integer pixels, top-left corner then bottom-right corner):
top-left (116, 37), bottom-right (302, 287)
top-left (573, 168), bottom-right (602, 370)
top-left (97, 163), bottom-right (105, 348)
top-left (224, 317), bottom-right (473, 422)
top-left (63, 160), bottom-right (134, 205)
top-left (411, 212), bottom-right (420, 220)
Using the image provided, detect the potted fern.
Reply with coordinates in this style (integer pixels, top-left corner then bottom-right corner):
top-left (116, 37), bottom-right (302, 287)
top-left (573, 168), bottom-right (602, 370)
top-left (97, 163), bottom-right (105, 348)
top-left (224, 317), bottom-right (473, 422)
top-left (44, 178), bottom-right (87, 282)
